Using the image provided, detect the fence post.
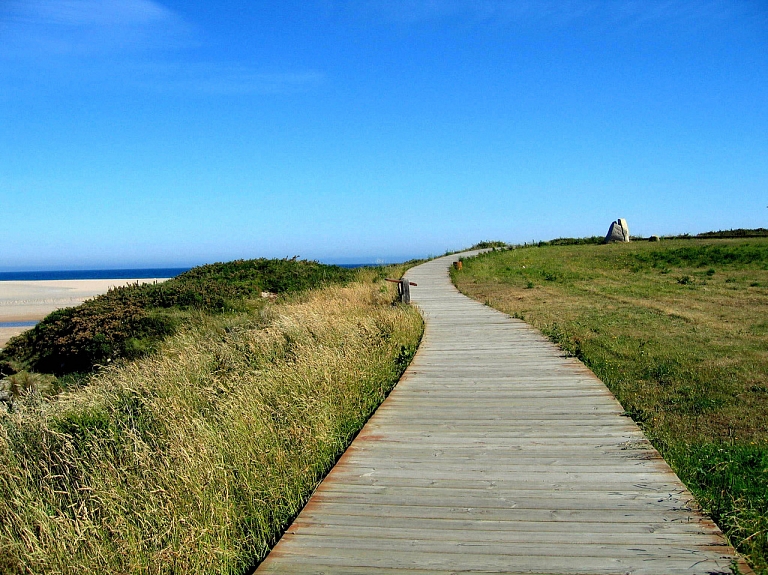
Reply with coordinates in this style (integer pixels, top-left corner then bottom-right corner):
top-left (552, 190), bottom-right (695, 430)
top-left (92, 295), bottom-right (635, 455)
top-left (398, 278), bottom-right (411, 304)
top-left (385, 278), bottom-right (417, 303)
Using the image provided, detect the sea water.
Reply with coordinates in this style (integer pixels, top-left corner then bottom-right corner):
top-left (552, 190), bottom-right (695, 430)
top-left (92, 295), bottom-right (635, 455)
top-left (0, 321), bottom-right (38, 328)
top-left (0, 268), bottom-right (191, 281)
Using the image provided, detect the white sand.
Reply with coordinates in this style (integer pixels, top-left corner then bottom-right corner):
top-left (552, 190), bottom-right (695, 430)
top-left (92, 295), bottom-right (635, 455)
top-left (0, 326), bottom-right (30, 348)
top-left (0, 278), bottom-right (169, 348)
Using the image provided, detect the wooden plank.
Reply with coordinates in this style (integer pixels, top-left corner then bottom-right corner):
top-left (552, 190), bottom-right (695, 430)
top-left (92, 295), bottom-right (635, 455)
top-left (307, 493), bottom-right (697, 513)
top-left (266, 534), bottom-right (733, 559)
top-left (315, 483), bottom-right (691, 500)
top-left (287, 523), bottom-right (722, 544)
top-left (290, 513), bottom-right (722, 535)
top-left (285, 502), bottom-right (707, 523)
top-left (255, 251), bottom-right (752, 575)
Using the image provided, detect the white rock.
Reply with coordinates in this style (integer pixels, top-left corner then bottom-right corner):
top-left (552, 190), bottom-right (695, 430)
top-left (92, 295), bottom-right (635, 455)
top-left (605, 218), bottom-right (630, 243)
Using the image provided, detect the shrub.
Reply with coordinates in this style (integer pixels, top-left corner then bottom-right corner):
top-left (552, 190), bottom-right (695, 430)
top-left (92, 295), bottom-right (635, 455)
top-left (538, 236), bottom-right (604, 246)
top-left (470, 241), bottom-right (508, 249)
top-left (0, 259), bottom-right (356, 377)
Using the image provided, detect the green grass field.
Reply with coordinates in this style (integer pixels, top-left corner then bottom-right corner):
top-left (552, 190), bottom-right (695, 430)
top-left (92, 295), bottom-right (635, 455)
top-left (452, 238), bottom-right (768, 574)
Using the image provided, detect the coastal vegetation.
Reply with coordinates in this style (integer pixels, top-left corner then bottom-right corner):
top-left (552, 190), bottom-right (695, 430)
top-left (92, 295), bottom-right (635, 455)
top-left (0, 258), bottom-right (355, 382)
top-left (0, 262), bottom-right (423, 574)
top-left (469, 240), bottom-right (509, 250)
top-left (452, 237), bottom-right (768, 573)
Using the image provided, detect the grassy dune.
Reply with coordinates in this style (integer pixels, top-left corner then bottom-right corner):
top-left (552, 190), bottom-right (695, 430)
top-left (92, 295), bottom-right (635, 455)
top-left (452, 238), bottom-right (768, 573)
top-left (1, 258), bottom-right (356, 379)
top-left (0, 273), bottom-right (422, 574)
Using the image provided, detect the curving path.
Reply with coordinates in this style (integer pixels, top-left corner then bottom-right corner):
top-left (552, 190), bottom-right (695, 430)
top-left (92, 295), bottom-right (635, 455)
top-left (257, 252), bottom-right (750, 575)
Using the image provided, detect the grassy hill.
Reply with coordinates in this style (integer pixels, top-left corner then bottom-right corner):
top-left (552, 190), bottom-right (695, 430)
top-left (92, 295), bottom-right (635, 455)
top-left (1, 258), bottom-right (356, 382)
top-left (452, 237), bottom-right (768, 573)
top-left (0, 260), bottom-right (423, 574)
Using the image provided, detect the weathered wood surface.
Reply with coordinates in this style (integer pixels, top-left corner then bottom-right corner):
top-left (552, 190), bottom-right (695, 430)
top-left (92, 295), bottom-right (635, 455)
top-left (257, 252), bottom-right (750, 574)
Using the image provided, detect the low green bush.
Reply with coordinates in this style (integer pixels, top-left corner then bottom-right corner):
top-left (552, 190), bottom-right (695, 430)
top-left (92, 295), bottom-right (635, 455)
top-left (538, 236), bottom-right (604, 246)
top-left (470, 240), bottom-right (508, 249)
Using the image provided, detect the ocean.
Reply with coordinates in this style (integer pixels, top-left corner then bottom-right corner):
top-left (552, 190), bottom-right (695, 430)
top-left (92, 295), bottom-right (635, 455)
top-left (0, 268), bottom-right (191, 281)
top-left (0, 264), bottom-right (378, 282)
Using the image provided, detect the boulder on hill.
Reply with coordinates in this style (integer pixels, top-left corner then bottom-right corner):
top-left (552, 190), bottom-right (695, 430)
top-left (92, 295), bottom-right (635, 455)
top-left (605, 218), bottom-right (630, 243)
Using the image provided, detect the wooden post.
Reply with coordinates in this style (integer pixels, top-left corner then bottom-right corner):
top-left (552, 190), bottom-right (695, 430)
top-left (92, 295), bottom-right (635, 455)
top-left (385, 278), bottom-right (417, 304)
top-left (399, 278), bottom-right (410, 304)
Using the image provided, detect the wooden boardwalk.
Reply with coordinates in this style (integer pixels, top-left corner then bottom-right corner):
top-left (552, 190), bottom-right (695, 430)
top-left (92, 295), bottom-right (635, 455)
top-left (257, 252), bottom-right (749, 574)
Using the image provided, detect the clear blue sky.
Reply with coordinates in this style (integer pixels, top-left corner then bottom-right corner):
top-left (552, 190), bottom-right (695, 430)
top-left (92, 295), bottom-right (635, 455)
top-left (1, 1), bottom-right (766, 270)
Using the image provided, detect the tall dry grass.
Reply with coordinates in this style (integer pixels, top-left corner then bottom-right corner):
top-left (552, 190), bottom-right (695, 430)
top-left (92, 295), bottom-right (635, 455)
top-left (0, 279), bottom-right (422, 574)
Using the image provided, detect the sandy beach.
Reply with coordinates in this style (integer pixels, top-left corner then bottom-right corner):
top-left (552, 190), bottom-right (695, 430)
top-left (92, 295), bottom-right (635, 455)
top-left (0, 279), bottom-right (169, 347)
